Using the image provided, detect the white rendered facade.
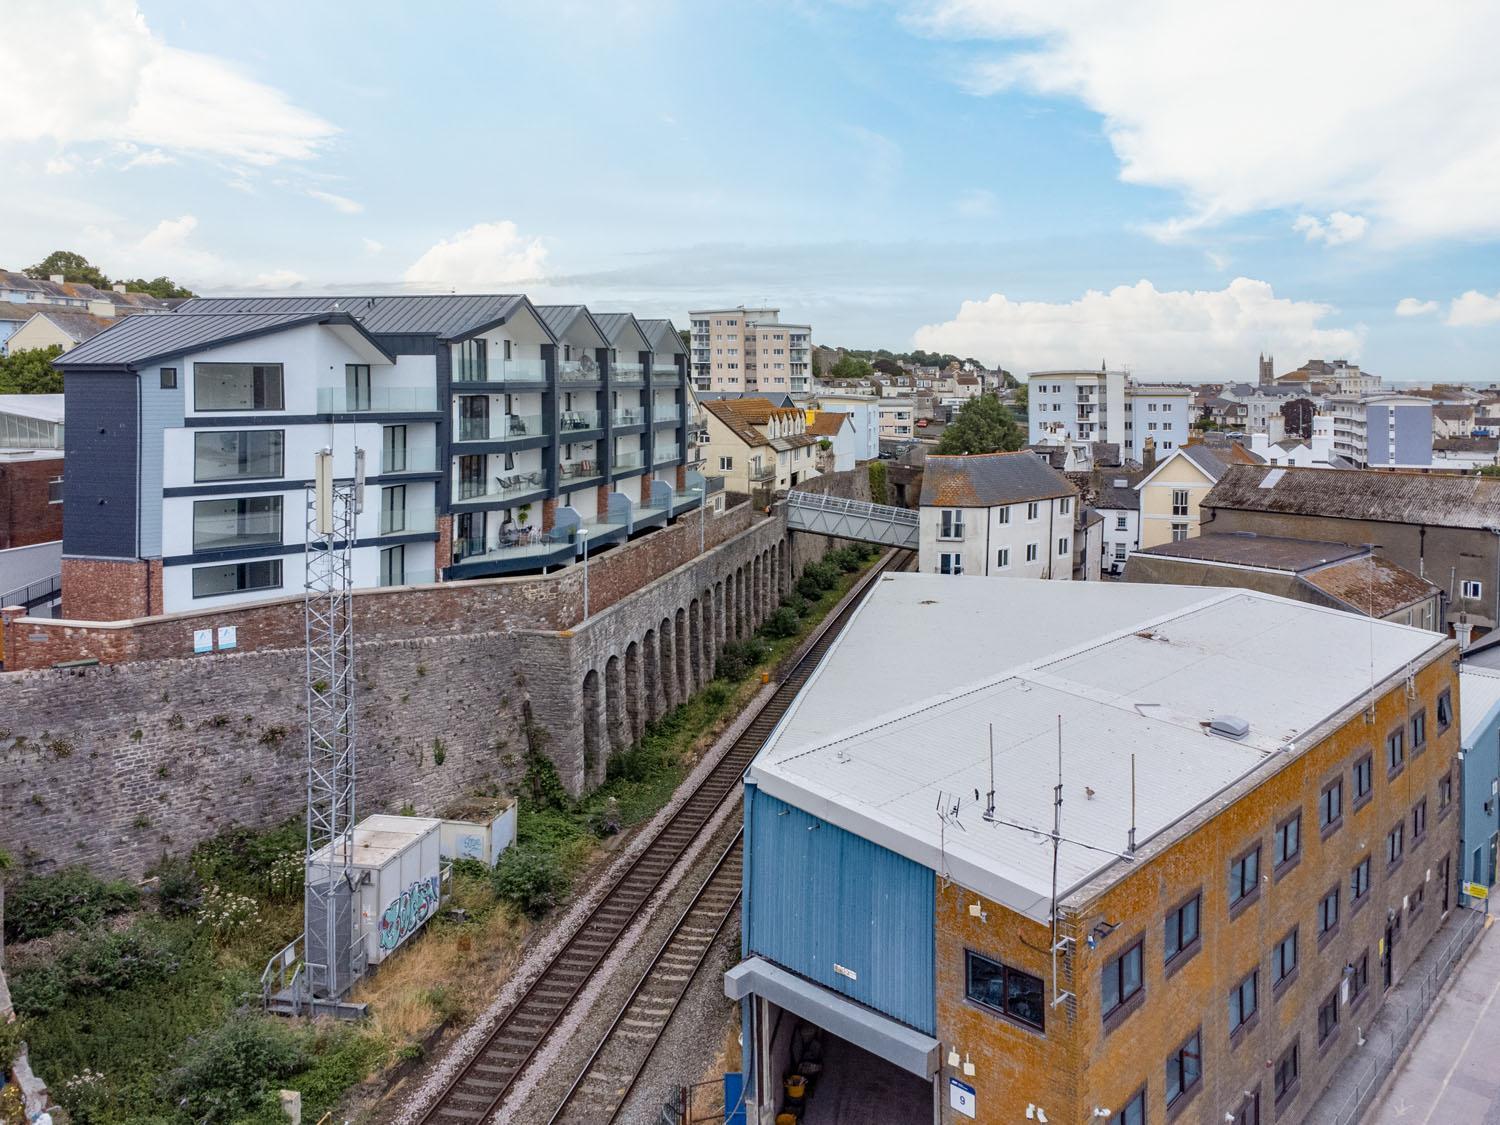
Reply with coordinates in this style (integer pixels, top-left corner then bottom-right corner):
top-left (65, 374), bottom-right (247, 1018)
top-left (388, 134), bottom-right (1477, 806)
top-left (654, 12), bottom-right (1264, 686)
top-left (811, 394), bottom-right (880, 461)
top-left (1027, 370), bottom-right (1190, 459)
top-left (919, 494), bottom-right (1076, 578)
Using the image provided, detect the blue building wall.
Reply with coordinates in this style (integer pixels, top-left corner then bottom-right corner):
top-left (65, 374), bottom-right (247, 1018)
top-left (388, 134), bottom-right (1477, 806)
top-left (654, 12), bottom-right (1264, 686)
top-left (1461, 682), bottom-right (1500, 888)
top-left (743, 783), bottom-right (935, 1034)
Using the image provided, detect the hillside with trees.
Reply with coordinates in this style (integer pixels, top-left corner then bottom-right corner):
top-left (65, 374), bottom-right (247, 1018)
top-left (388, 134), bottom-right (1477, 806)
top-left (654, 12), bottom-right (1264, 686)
top-left (23, 250), bottom-right (195, 299)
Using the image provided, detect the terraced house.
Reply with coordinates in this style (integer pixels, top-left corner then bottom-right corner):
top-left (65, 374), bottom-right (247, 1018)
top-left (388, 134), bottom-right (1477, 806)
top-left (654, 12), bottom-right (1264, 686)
top-left (51, 295), bottom-right (706, 618)
top-left (730, 576), bottom-right (1462, 1125)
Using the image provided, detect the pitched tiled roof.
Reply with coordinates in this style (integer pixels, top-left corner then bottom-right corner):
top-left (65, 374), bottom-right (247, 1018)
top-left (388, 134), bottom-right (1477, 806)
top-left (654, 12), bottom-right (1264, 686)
top-left (1134, 532), bottom-right (1367, 571)
top-left (1067, 468), bottom-right (1144, 510)
top-left (805, 411), bottom-right (850, 437)
top-left (920, 451), bottom-right (1076, 508)
top-left (1203, 465), bottom-right (1500, 530)
top-left (25, 310), bottom-right (117, 342)
top-left (703, 397), bottom-right (776, 446)
top-left (1301, 555), bottom-right (1439, 617)
top-left (1179, 444), bottom-right (1230, 480)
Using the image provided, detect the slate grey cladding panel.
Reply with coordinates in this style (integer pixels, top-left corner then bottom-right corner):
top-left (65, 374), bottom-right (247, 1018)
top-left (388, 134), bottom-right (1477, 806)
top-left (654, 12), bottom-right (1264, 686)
top-left (63, 370), bottom-right (140, 558)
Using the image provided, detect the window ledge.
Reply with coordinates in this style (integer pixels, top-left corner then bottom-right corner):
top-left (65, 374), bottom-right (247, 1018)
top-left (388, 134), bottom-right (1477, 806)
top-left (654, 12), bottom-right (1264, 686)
top-left (1101, 989), bottom-right (1146, 1036)
top-left (1317, 922), bottom-right (1341, 952)
top-left (1352, 791), bottom-right (1374, 814)
top-left (1163, 940), bottom-right (1201, 980)
top-left (1388, 763), bottom-right (1406, 782)
top-left (1351, 892), bottom-right (1371, 918)
top-left (1274, 853), bottom-right (1303, 882)
top-left (1228, 886), bottom-right (1262, 920)
top-left (1320, 817), bottom-right (1344, 842)
top-left (1229, 1011), bottom-right (1259, 1048)
top-left (1166, 1080), bottom-right (1202, 1122)
top-left (1273, 965), bottom-right (1300, 999)
top-left (1318, 1024), bottom-right (1343, 1056)
top-left (1275, 1079), bottom-right (1301, 1119)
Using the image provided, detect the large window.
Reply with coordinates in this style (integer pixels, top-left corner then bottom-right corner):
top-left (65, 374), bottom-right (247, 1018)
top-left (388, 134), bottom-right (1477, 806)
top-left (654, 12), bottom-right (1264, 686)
top-left (194, 363), bottom-right (284, 411)
top-left (1165, 1031), bottom-right (1202, 1106)
top-left (1101, 940), bottom-right (1144, 1018)
top-left (964, 951), bottom-right (1045, 1030)
top-left (1437, 690), bottom-right (1453, 731)
top-left (1171, 489), bottom-right (1189, 516)
top-left (192, 496), bottom-right (282, 552)
top-left (1320, 778), bottom-right (1343, 834)
top-left (1164, 893), bottom-right (1200, 964)
top-left (1119, 1090), bottom-right (1144, 1125)
top-left (457, 454), bottom-right (486, 500)
top-left (345, 364), bottom-right (371, 410)
top-left (380, 485), bottom-right (408, 534)
top-left (1410, 708), bottom-right (1427, 752)
top-left (1273, 1039), bottom-right (1300, 1105)
top-left (1229, 846), bottom-right (1260, 907)
top-left (1274, 813), bottom-right (1301, 871)
top-left (455, 337), bottom-right (488, 382)
top-left (1353, 753), bottom-right (1374, 806)
top-left (191, 559), bottom-right (281, 598)
top-left (940, 553), bottom-right (964, 576)
top-left (194, 430), bottom-right (284, 482)
top-left (1351, 856), bottom-right (1371, 903)
top-left (379, 545), bottom-right (406, 587)
top-left (382, 425), bottom-right (408, 472)
top-left (940, 509), bottom-right (965, 539)
top-left (1273, 928), bottom-right (1298, 985)
top-left (1387, 727), bottom-right (1405, 774)
top-left (1319, 887), bottom-right (1340, 936)
top-left (1228, 969), bottom-right (1258, 1033)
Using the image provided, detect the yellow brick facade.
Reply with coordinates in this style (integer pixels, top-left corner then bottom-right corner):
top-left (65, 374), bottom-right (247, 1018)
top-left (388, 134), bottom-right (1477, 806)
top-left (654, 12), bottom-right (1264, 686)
top-left (936, 645), bottom-right (1460, 1124)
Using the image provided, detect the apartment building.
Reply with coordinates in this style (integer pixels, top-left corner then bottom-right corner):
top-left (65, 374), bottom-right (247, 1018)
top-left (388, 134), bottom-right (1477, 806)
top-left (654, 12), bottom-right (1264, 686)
top-left (918, 452), bottom-right (1078, 578)
top-left (688, 306), bottom-right (812, 394)
top-left (810, 393), bottom-right (883, 460)
top-left (1329, 393), bottom-right (1434, 468)
top-left (1027, 370), bottom-right (1191, 461)
top-left (729, 575), bottom-right (1460, 1125)
top-left (52, 295), bottom-right (702, 619)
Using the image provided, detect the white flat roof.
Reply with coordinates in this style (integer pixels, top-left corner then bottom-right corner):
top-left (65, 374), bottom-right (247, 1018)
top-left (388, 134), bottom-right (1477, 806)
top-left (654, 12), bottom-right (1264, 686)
top-left (1460, 667), bottom-right (1500, 745)
top-left (751, 576), bottom-right (1447, 923)
top-left (308, 813), bottom-right (440, 870)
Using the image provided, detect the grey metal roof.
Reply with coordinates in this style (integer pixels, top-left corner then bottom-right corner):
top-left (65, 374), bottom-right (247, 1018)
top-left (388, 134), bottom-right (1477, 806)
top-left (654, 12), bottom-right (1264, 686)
top-left (1179, 443), bottom-right (1230, 481)
top-left (638, 317), bottom-right (686, 356)
top-left (176, 294), bottom-right (527, 340)
top-left (591, 312), bottom-right (653, 352)
top-left (55, 311), bottom-right (391, 369)
top-left (920, 451), bottom-right (1076, 507)
top-left (752, 575), bottom-right (1448, 922)
top-left (534, 304), bottom-right (597, 343)
top-left (1204, 464), bottom-right (1500, 530)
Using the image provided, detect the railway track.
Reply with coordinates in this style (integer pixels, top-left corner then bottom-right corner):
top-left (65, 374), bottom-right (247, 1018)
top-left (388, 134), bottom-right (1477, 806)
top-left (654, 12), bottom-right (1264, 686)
top-left (417, 548), bottom-right (911, 1125)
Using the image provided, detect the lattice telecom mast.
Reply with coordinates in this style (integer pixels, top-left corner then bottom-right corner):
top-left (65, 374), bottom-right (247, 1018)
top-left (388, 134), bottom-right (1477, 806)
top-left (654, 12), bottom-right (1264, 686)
top-left (304, 446), bottom-right (365, 999)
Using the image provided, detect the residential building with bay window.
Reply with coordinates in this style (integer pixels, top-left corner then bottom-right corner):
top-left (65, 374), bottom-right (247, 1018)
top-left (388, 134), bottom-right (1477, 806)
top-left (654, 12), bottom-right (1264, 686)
top-left (729, 576), bottom-right (1462, 1125)
top-left (52, 295), bottom-right (705, 619)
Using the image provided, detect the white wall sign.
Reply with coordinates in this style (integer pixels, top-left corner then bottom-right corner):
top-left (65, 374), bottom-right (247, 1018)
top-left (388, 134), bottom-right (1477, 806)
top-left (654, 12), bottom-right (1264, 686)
top-left (833, 962), bottom-right (858, 981)
top-left (950, 1078), bottom-right (976, 1119)
top-left (193, 628), bottom-right (212, 654)
top-left (217, 625), bottom-right (237, 650)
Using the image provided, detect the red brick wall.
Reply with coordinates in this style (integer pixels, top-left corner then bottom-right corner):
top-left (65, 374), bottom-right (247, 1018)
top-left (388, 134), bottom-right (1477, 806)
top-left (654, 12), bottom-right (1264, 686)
top-left (0, 455), bottom-right (64, 549)
top-left (5, 501), bottom-right (759, 670)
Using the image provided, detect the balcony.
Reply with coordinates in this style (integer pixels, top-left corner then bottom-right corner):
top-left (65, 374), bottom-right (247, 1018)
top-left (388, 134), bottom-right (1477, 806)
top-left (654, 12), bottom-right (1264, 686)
top-left (451, 531), bottom-right (573, 576)
top-left (559, 409), bottom-right (602, 435)
top-left (558, 359), bottom-right (602, 384)
top-left (653, 405), bottom-right (683, 426)
top-left (613, 449), bottom-right (646, 471)
top-left (612, 406), bottom-right (645, 427)
top-left (749, 462), bottom-right (774, 482)
top-left (612, 362), bottom-right (646, 384)
top-left (452, 472), bottom-right (546, 506)
top-left (317, 387), bottom-right (437, 413)
top-left (651, 359), bottom-right (680, 378)
top-left (653, 443), bottom-right (681, 465)
top-left (379, 507), bottom-right (436, 535)
top-left (379, 447), bottom-right (437, 474)
top-left (560, 457), bottom-right (603, 482)
top-left (379, 568), bottom-right (436, 588)
top-left (455, 413), bottom-right (547, 443)
top-left (453, 358), bottom-right (547, 385)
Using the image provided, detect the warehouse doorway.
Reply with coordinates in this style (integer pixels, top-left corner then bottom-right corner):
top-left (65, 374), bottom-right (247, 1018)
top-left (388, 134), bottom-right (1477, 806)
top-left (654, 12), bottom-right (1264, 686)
top-left (760, 1006), bottom-right (932, 1125)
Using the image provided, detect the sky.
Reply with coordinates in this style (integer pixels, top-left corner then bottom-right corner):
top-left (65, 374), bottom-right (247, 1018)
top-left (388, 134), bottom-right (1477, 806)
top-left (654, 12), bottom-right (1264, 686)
top-left (4, 0), bottom-right (1500, 382)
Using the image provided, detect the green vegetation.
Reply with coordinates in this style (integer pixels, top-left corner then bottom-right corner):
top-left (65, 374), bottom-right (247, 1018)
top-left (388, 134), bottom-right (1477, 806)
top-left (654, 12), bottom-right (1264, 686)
top-left (933, 395), bottom-right (1026, 455)
top-left (2, 865), bottom-right (139, 944)
top-left (0, 344), bottom-right (65, 395)
top-left (828, 354), bottom-right (873, 381)
top-left (24, 249), bottom-right (195, 298)
top-left (868, 460), bottom-right (889, 505)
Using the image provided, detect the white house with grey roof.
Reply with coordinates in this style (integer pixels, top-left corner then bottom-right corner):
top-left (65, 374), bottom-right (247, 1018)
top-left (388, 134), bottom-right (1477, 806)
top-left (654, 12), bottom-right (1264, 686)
top-left (918, 451), bottom-right (1078, 578)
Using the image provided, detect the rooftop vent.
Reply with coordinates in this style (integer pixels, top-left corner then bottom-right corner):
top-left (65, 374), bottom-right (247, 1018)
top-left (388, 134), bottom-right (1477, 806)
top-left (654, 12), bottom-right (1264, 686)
top-left (1113, 478), bottom-right (1128, 487)
top-left (1209, 715), bottom-right (1250, 740)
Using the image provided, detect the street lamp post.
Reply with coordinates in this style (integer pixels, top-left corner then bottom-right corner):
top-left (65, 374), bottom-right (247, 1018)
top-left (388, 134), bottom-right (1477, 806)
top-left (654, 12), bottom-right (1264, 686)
top-left (579, 528), bottom-right (591, 622)
top-left (692, 486), bottom-right (705, 553)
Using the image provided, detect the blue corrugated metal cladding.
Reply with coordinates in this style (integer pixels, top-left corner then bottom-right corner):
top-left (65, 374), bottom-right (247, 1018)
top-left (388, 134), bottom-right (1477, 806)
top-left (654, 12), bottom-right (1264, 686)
top-left (744, 784), bottom-right (935, 1034)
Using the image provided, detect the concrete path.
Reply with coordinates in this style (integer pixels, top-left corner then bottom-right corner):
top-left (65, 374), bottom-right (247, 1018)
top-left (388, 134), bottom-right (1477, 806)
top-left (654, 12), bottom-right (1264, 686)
top-left (1369, 913), bottom-right (1500, 1125)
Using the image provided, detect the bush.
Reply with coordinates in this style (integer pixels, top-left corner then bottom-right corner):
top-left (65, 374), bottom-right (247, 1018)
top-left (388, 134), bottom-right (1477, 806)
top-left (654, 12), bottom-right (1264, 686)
top-left (191, 819), bottom-right (304, 900)
top-left (715, 639), bottom-right (769, 682)
top-left (761, 606), bottom-right (800, 639)
top-left (3, 867), bottom-right (140, 944)
top-left (492, 844), bottom-right (571, 919)
top-left (161, 1015), bottom-right (307, 1120)
top-left (782, 594), bottom-right (810, 618)
top-left (868, 460), bottom-right (889, 505)
top-left (10, 920), bottom-right (187, 1017)
top-left (699, 680), bottom-right (733, 707)
top-left (149, 856), bottom-right (202, 918)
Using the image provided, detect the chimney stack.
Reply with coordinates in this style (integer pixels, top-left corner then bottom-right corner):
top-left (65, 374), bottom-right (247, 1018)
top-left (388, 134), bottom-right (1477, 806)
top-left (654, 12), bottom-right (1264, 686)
top-left (113, 282), bottom-right (126, 293)
top-left (1142, 436), bottom-right (1157, 474)
top-left (49, 273), bottom-right (64, 284)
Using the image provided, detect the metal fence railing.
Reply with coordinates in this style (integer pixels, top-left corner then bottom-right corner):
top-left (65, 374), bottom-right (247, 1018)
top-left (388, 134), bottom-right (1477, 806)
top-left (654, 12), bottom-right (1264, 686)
top-left (785, 489), bottom-right (917, 526)
top-left (1, 573), bottom-right (61, 610)
top-left (1314, 907), bottom-right (1484, 1125)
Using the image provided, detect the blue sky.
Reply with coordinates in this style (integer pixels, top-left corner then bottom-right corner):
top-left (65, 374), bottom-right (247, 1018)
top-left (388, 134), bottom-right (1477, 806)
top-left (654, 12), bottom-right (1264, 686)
top-left (5, 0), bottom-right (1500, 380)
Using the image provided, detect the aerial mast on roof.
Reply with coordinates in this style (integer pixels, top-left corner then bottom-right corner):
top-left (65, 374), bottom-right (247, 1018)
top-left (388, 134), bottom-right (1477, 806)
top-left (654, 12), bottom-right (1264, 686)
top-left (1048, 717), bottom-right (1074, 1014)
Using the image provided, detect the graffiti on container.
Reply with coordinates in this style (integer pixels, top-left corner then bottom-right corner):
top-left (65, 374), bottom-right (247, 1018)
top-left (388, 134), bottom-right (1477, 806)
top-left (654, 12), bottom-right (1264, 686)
top-left (378, 875), bottom-right (441, 950)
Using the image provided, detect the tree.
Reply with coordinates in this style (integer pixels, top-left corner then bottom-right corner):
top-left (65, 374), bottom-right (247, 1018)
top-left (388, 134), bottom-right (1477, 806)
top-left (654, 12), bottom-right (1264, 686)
top-left (1011, 382), bottom-right (1028, 411)
top-left (934, 395), bottom-right (1025, 455)
top-left (24, 250), bottom-right (110, 288)
top-left (1478, 465), bottom-right (1500, 478)
top-left (0, 847), bottom-right (11, 970)
top-left (871, 357), bottom-right (904, 377)
top-left (116, 275), bottom-right (195, 299)
top-left (828, 355), bottom-right (873, 381)
top-left (678, 328), bottom-right (691, 352)
top-left (0, 346), bottom-right (65, 394)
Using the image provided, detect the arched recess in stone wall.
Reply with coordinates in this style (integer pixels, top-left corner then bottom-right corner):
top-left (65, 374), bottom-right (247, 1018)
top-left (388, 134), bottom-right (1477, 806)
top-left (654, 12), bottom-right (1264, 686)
top-left (714, 581), bottom-right (726, 654)
top-left (642, 628), bottom-right (659, 724)
top-left (605, 653), bottom-right (626, 756)
top-left (582, 668), bottom-right (603, 781)
top-left (625, 641), bottom-right (643, 742)
top-left (689, 598), bottom-right (703, 694)
top-left (659, 615), bottom-right (676, 711)
top-left (674, 606), bottom-right (689, 703)
top-left (702, 587), bottom-right (716, 679)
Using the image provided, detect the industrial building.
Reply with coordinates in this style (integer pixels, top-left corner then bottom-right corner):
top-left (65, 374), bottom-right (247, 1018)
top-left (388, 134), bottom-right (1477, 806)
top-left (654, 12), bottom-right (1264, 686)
top-left (729, 576), bottom-right (1460, 1124)
top-left (50, 295), bottom-right (705, 619)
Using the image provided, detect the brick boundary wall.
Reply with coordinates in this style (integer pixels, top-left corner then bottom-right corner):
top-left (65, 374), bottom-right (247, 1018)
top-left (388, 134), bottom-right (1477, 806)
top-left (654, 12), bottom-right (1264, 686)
top-left (1, 502), bottom-right (755, 671)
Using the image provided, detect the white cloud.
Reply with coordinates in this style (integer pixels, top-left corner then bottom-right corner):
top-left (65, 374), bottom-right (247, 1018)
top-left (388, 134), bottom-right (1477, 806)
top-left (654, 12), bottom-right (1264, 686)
top-left (1395, 297), bottom-right (1439, 318)
top-left (916, 1), bottom-right (1500, 242)
top-left (123, 148), bottom-right (175, 169)
top-left (1205, 249), bottom-right (1230, 271)
top-left (44, 156), bottom-right (77, 175)
top-left (1446, 291), bottom-right (1500, 328)
top-left (247, 270), bottom-right (307, 290)
top-left (1, 0), bottom-right (335, 166)
top-left (1292, 211), bottom-right (1367, 246)
top-left (956, 188), bottom-right (998, 218)
top-left (362, 238), bottom-right (385, 255)
top-left (307, 189), bottom-right (363, 215)
top-left (913, 277), bottom-right (1363, 376)
top-left (404, 221), bottom-right (548, 289)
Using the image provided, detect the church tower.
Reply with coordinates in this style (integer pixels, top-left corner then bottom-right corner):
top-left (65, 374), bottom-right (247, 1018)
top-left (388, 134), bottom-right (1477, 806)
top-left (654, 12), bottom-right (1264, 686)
top-left (1258, 352), bottom-right (1274, 386)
